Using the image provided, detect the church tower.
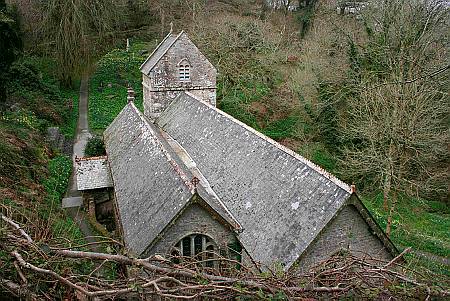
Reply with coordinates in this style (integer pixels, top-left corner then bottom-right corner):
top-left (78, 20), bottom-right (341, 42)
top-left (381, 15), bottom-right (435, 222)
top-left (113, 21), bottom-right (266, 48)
top-left (140, 31), bottom-right (217, 120)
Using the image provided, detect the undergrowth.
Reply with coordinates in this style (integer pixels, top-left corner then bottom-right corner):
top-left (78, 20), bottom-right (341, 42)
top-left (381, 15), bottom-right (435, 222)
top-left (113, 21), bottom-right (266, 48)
top-left (364, 193), bottom-right (449, 266)
top-left (4, 56), bottom-right (79, 139)
top-left (89, 41), bottom-right (152, 132)
top-left (0, 52), bottom-right (91, 292)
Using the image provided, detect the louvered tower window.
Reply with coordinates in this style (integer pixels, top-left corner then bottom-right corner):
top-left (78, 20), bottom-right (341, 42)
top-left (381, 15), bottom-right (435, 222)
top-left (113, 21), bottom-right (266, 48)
top-left (170, 234), bottom-right (216, 268)
top-left (178, 59), bottom-right (191, 81)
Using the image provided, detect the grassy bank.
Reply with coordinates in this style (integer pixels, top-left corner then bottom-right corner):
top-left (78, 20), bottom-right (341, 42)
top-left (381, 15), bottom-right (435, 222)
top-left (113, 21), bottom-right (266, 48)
top-left (364, 193), bottom-right (449, 276)
top-left (0, 54), bottom-right (93, 295)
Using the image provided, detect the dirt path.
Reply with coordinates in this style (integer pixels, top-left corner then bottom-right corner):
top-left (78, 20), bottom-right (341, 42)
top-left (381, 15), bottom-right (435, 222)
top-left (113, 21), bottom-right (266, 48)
top-left (63, 75), bottom-right (100, 252)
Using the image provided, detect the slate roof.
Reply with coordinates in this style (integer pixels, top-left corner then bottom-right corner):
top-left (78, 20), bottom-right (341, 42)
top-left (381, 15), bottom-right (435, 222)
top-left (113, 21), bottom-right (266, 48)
top-left (103, 102), bottom-right (194, 255)
top-left (157, 92), bottom-right (353, 269)
top-left (104, 101), bottom-right (240, 255)
top-left (76, 157), bottom-right (113, 190)
top-left (140, 32), bottom-right (182, 75)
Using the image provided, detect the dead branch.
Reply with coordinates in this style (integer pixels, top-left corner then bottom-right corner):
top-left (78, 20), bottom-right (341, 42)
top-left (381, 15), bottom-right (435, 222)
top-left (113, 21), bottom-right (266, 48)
top-left (0, 277), bottom-right (38, 300)
top-left (1, 216), bottom-right (449, 300)
top-left (384, 247), bottom-right (411, 268)
top-left (1, 214), bottom-right (33, 243)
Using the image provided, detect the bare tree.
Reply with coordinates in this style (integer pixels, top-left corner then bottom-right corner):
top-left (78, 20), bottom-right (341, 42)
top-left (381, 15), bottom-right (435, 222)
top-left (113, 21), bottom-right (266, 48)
top-left (337, 0), bottom-right (449, 235)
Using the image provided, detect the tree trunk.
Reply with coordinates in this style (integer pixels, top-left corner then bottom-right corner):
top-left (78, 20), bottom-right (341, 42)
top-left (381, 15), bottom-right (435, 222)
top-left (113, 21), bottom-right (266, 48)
top-left (383, 172), bottom-right (391, 211)
top-left (386, 188), bottom-right (397, 238)
top-left (160, 7), bottom-right (165, 38)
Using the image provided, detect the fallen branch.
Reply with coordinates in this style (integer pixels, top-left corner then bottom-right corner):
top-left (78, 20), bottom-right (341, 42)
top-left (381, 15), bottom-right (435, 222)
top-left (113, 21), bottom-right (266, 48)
top-left (1, 214), bottom-right (33, 243)
top-left (1, 216), bottom-right (449, 300)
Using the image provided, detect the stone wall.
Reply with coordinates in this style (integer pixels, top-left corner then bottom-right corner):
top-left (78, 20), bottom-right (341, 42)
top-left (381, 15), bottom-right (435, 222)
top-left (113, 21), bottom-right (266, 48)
top-left (144, 203), bottom-right (236, 259)
top-left (294, 204), bottom-right (392, 272)
top-left (82, 188), bottom-right (116, 232)
top-left (142, 32), bottom-right (216, 119)
top-left (46, 127), bottom-right (72, 155)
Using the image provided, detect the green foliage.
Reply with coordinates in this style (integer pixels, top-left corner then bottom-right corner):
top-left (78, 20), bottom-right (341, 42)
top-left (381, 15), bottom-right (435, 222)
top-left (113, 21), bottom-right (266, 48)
top-left (52, 216), bottom-right (84, 243)
top-left (255, 288), bottom-right (288, 300)
top-left (312, 148), bottom-right (337, 172)
top-left (363, 194), bottom-right (450, 258)
top-left (0, 0), bottom-right (22, 102)
top-left (0, 120), bottom-right (47, 187)
top-left (89, 42), bottom-right (149, 132)
top-left (316, 82), bottom-right (340, 151)
top-left (219, 97), bottom-right (259, 129)
top-left (295, 0), bottom-right (318, 38)
top-left (42, 155), bottom-right (72, 208)
top-left (262, 115), bottom-right (298, 140)
top-left (4, 56), bottom-right (79, 138)
top-left (85, 136), bottom-right (106, 157)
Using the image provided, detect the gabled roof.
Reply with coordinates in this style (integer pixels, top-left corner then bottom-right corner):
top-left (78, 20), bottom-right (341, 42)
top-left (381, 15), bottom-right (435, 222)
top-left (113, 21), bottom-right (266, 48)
top-left (103, 102), bottom-right (194, 255)
top-left (159, 129), bottom-right (242, 230)
top-left (104, 101), bottom-right (239, 255)
top-left (140, 31), bottom-right (183, 76)
top-left (157, 93), bottom-right (353, 269)
top-left (140, 31), bottom-right (217, 76)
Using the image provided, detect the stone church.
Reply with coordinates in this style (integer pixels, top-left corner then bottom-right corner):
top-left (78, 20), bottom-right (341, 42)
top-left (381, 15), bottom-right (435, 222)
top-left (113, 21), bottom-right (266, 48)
top-left (76, 31), bottom-right (397, 271)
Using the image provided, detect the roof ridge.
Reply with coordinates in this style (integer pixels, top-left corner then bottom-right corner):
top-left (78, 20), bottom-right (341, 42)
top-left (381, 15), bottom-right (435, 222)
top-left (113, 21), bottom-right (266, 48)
top-left (139, 32), bottom-right (172, 70)
top-left (139, 31), bottom-right (184, 74)
top-left (159, 129), bottom-right (243, 230)
top-left (178, 95), bottom-right (352, 193)
top-left (128, 103), bottom-right (196, 193)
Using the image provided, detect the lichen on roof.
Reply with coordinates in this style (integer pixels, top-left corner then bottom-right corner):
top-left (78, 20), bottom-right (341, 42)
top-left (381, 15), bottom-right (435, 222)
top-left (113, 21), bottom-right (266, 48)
top-left (103, 102), bottom-right (194, 255)
top-left (157, 92), bottom-right (353, 269)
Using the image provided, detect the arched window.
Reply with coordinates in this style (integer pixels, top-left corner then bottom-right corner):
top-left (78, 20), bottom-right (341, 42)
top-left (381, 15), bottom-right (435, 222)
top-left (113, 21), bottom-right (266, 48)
top-left (170, 234), bottom-right (216, 268)
top-left (178, 59), bottom-right (191, 82)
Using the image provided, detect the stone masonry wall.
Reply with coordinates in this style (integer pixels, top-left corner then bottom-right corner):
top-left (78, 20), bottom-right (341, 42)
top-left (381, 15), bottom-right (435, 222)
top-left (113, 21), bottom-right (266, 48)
top-left (295, 204), bottom-right (392, 272)
top-left (144, 203), bottom-right (236, 258)
top-left (143, 32), bottom-right (216, 119)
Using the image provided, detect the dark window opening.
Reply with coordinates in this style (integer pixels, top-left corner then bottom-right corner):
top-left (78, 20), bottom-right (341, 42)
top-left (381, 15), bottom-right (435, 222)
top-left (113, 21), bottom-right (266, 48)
top-left (171, 234), bottom-right (216, 268)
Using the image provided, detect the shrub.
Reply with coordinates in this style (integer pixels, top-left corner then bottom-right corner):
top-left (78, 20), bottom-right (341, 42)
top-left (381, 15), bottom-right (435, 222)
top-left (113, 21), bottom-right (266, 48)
top-left (84, 136), bottom-right (106, 157)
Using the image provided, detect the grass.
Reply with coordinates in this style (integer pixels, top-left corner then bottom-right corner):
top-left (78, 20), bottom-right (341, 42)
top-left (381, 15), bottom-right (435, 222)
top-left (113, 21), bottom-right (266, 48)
top-left (89, 40), bottom-right (153, 132)
top-left (363, 193), bottom-right (450, 260)
top-left (42, 155), bottom-right (72, 208)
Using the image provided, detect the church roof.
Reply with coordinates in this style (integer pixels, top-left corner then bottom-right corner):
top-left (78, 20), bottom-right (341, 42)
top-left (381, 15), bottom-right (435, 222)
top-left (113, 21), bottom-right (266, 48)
top-left (157, 93), bottom-right (353, 269)
top-left (140, 31), bottom-right (183, 75)
top-left (104, 101), bottom-right (240, 255)
top-left (103, 102), bottom-right (194, 255)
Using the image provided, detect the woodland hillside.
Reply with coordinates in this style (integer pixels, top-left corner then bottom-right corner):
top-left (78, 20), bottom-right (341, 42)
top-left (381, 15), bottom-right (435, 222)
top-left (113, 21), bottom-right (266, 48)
top-left (0, 0), bottom-right (449, 299)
